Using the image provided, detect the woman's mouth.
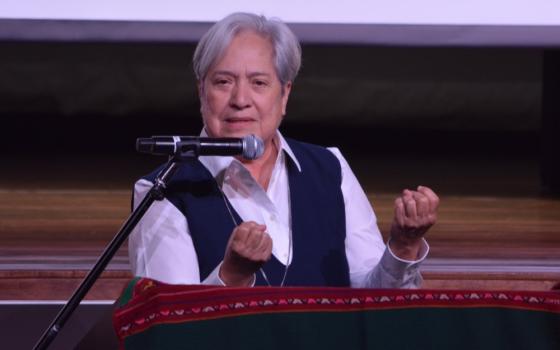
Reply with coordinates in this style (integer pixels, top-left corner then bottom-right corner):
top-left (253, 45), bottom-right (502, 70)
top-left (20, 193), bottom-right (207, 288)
top-left (225, 117), bottom-right (255, 124)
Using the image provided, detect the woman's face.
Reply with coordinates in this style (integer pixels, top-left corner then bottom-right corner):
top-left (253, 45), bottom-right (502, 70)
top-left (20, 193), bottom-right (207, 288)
top-left (199, 30), bottom-right (291, 147)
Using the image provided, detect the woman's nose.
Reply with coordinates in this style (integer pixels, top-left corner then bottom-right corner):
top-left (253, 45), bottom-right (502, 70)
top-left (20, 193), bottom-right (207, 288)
top-left (230, 82), bottom-right (251, 109)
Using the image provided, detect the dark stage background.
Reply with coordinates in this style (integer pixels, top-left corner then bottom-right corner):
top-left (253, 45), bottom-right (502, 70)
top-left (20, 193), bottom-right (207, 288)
top-left (1, 41), bottom-right (556, 195)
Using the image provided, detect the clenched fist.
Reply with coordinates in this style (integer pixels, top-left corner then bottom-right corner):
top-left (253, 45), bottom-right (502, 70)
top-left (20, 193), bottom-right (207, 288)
top-left (219, 221), bottom-right (273, 286)
top-left (389, 186), bottom-right (439, 260)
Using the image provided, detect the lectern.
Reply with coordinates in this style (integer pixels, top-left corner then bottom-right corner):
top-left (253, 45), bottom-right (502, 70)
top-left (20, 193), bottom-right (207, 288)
top-left (113, 278), bottom-right (560, 350)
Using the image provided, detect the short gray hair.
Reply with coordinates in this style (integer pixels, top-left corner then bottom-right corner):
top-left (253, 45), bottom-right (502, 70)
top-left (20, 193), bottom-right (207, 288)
top-left (193, 12), bottom-right (301, 86)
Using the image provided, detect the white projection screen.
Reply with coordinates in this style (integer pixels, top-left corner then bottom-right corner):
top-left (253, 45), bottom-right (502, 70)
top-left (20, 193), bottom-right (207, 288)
top-left (1, 0), bottom-right (560, 46)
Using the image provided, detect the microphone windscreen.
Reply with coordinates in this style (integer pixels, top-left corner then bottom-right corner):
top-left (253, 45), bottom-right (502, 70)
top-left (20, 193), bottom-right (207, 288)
top-left (242, 135), bottom-right (264, 160)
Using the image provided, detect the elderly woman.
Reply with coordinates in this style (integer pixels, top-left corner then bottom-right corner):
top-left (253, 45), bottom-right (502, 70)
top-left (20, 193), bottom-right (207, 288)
top-left (129, 12), bottom-right (439, 287)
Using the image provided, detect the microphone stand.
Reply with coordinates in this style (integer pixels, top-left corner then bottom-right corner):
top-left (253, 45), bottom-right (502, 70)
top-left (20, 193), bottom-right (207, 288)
top-left (33, 152), bottom-right (189, 350)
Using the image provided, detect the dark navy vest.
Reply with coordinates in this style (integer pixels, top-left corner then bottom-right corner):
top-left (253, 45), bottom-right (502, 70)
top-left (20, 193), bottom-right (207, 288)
top-left (142, 138), bottom-right (350, 287)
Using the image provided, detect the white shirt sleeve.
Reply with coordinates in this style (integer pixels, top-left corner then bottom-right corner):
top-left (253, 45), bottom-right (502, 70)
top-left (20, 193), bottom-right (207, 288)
top-left (328, 148), bottom-right (429, 289)
top-left (128, 178), bottom-right (225, 285)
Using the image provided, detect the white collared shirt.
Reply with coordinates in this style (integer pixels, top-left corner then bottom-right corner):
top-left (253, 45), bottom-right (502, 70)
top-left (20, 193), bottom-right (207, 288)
top-left (129, 131), bottom-right (428, 288)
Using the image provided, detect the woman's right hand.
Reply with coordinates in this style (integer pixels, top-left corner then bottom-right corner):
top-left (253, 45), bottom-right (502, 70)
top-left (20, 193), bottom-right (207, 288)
top-left (219, 221), bottom-right (273, 286)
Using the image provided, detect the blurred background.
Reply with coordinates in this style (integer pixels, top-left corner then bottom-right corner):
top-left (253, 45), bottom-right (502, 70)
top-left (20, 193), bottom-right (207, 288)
top-left (0, 43), bottom-right (549, 195)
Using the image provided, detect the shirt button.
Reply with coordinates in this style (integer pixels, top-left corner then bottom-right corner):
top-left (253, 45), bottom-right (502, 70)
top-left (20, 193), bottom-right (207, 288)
top-left (270, 214), bottom-right (276, 221)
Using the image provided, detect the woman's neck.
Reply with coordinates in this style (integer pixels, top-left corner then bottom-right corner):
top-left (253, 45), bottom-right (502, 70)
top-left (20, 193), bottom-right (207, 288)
top-left (240, 136), bottom-right (279, 191)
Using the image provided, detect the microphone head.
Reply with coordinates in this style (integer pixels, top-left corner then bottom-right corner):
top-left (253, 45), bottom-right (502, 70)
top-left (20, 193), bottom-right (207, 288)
top-left (242, 134), bottom-right (264, 160)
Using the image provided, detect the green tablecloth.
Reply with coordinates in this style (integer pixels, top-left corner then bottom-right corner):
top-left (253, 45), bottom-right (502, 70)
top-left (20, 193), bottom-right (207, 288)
top-left (114, 278), bottom-right (560, 350)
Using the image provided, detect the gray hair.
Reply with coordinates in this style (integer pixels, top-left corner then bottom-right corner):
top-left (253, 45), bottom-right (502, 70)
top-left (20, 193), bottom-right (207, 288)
top-left (193, 12), bottom-right (301, 86)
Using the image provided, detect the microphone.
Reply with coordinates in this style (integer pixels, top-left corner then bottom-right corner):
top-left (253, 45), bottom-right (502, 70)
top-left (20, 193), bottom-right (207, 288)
top-left (136, 134), bottom-right (264, 160)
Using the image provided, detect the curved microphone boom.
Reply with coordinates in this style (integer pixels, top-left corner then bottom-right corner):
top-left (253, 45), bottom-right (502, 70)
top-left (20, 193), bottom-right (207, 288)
top-left (136, 134), bottom-right (264, 160)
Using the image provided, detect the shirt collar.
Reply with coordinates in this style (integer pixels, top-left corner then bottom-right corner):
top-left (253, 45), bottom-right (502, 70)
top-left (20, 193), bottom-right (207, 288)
top-left (198, 129), bottom-right (302, 181)
top-left (276, 131), bottom-right (302, 172)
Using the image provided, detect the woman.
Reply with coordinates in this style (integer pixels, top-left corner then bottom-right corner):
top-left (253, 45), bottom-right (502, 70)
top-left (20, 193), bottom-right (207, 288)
top-left (129, 12), bottom-right (439, 288)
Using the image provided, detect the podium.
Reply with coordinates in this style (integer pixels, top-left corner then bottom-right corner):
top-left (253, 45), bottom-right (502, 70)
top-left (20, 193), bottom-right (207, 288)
top-left (112, 278), bottom-right (560, 350)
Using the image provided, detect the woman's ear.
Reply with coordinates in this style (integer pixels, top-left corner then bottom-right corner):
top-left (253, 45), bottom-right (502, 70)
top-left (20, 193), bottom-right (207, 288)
top-left (197, 81), bottom-right (205, 114)
top-left (281, 81), bottom-right (292, 116)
